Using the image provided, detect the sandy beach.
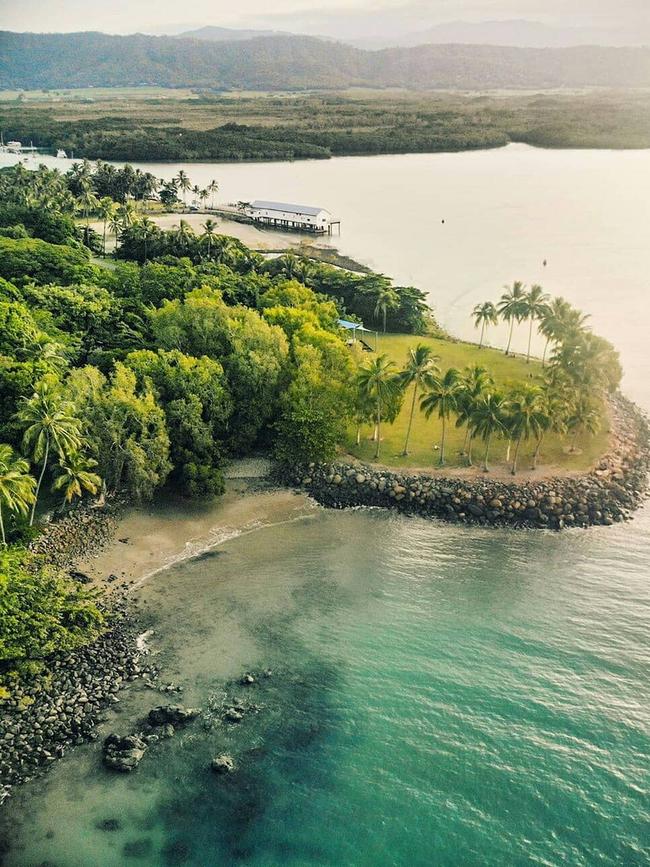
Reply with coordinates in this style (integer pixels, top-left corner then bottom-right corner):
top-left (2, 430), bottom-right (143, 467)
top-left (76, 475), bottom-right (318, 590)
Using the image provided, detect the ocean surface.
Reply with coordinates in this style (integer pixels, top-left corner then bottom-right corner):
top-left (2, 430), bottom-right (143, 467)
top-left (1, 146), bottom-right (649, 865)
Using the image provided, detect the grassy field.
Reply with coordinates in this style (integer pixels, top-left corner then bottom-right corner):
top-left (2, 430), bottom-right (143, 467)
top-left (346, 333), bottom-right (610, 475)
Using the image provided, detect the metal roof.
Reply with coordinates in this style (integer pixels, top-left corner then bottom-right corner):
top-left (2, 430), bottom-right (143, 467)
top-left (338, 319), bottom-right (370, 332)
top-left (249, 200), bottom-right (329, 217)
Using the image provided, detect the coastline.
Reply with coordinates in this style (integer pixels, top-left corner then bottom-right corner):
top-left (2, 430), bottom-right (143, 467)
top-left (283, 393), bottom-right (650, 530)
top-left (0, 473), bottom-right (316, 804)
top-left (2, 391), bottom-right (648, 802)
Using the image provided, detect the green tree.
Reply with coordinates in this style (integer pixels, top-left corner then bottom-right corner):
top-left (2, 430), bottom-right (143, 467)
top-left (52, 452), bottom-right (101, 506)
top-left (208, 179), bottom-right (219, 209)
top-left (0, 444), bottom-right (35, 545)
top-left (357, 355), bottom-right (400, 461)
top-left (455, 365), bottom-right (493, 465)
top-left (472, 301), bottom-right (498, 349)
top-left (398, 344), bottom-right (439, 456)
top-left (521, 284), bottom-right (550, 363)
top-left (97, 196), bottom-right (116, 257)
top-left (505, 385), bottom-right (549, 475)
top-left (469, 391), bottom-right (506, 472)
top-left (566, 394), bottom-right (601, 453)
top-left (68, 364), bottom-right (171, 500)
top-left (201, 218), bottom-right (219, 259)
top-left (176, 170), bottom-right (191, 206)
top-left (420, 367), bottom-right (462, 466)
top-left (18, 377), bottom-right (81, 524)
top-left (498, 281), bottom-right (527, 356)
top-left (373, 284), bottom-right (400, 333)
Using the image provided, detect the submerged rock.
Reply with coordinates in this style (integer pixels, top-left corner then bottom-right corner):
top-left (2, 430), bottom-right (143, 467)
top-left (103, 734), bottom-right (147, 772)
top-left (211, 754), bottom-right (235, 774)
top-left (147, 705), bottom-right (200, 726)
top-left (240, 674), bottom-right (255, 685)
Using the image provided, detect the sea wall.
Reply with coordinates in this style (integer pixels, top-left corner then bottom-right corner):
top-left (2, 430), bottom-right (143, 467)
top-left (283, 394), bottom-right (650, 530)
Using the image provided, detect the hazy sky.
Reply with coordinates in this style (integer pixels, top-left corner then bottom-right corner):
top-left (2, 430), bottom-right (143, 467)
top-left (0, 0), bottom-right (647, 36)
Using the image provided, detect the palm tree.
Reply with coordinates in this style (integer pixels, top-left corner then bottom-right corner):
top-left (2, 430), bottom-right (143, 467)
top-left (472, 301), bottom-right (498, 349)
top-left (17, 379), bottom-right (81, 525)
top-left (470, 391), bottom-right (506, 472)
top-left (498, 281), bottom-right (527, 356)
top-left (398, 344), bottom-right (439, 456)
top-left (208, 179), bottom-right (219, 209)
top-left (357, 355), bottom-right (400, 461)
top-left (522, 284), bottom-right (550, 363)
top-left (456, 365), bottom-right (493, 464)
top-left (176, 170), bottom-right (191, 206)
top-left (108, 211), bottom-right (123, 249)
top-left (76, 181), bottom-right (99, 241)
top-left (134, 216), bottom-right (157, 263)
top-left (566, 395), bottom-right (601, 453)
top-left (97, 196), bottom-right (115, 257)
top-left (373, 285), bottom-right (400, 333)
top-left (538, 296), bottom-right (571, 366)
top-left (0, 445), bottom-right (36, 545)
top-left (199, 189), bottom-right (209, 209)
top-left (201, 218), bottom-right (219, 259)
top-left (420, 367), bottom-right (462, 466)
top-left (504, 385), bottom-right (549, 475)
top-left (118, 200), bottom-right (137, 231)
top-left (52, 452), bottom-right (101, 506)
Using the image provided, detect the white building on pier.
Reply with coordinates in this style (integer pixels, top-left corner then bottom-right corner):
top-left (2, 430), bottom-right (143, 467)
top-left (247, 200), bottom-right (338, 234)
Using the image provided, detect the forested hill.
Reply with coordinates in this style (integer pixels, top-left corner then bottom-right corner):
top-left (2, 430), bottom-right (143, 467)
top-left (2, 31), bottom-right (650, 91)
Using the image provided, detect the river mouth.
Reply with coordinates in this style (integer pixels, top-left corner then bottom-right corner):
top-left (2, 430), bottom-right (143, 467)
top-left (3, 502), bottom-right (649, 866)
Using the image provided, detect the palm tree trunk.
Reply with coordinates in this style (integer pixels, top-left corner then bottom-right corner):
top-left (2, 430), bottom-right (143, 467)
top-left (401, 384), bottom-right (418, 456)
top-left (102, 219), bottom-right (107, 257)
top-left (505, 437), bottom-right (512, 462)
top-left (542, 337), bottom-right (550, 367)
top-left (526, 317), bottom-right (533, 363)
top-left (439, 416), bottom-right (446, 465)
top-left (30, 436), bottom-right (49, 525)
top-left (479, 321), bottom-right (485, 349)
top-left (483, 432), bottom-right (492, 472)
top-left (511, 434), bottom-right (522, 475)
top-left (356, 425), bottom-right (361, 446)
top-left (461, 426), bottom-right (471, 455)
top-left (467, 434), bottom-right (474, 466)
top-left (0, 504), bottom-right (5, 545)
top-left (374, 397), bottom-right (381, 460)
top-left (383, 307), bottom-right (387, 333)
top-left (532, 434), bottom-right (543, 469)
top-left (372, 422), bottom-right (378, 442)
top-left (506, 318), bottom-right (514, 355)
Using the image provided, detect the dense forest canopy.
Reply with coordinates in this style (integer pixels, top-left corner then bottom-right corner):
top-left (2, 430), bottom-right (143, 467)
top-left (2, 31), bottom-right (650, 91)
top-left (3, 89), bottom-right (650, 162)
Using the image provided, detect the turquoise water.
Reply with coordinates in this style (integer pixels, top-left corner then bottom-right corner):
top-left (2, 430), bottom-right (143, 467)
top-left (3, 506), bottom-right (649, 865)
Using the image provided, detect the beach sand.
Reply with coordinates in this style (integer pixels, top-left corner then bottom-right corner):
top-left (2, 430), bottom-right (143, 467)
top-left (77, 478), bottom-right (317, 590)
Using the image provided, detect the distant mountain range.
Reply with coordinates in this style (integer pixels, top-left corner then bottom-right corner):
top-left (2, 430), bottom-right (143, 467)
top-left (352, 19), bottom-right (650, 49)
top-left (179, 26), bottom-right (295, 43)
top-left (2, 31), bottom-right (650, 91)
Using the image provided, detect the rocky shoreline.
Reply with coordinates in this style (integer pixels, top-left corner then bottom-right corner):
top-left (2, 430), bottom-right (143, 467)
top-left (283, 393), bottom-right (650, 530)
top-left (0, 500), bottom-right (146, 805)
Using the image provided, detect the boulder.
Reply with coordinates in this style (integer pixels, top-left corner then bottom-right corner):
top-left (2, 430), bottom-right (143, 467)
top-left (147, 705), bottom-right (200, 727)
top-left (211, 754), bottom-right (235, 774)
top-left (103, 734), bottom-right (147, 772)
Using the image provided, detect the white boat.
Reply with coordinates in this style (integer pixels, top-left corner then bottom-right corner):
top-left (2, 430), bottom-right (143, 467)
top-left (56, 149), bottom-right (67, 159)
top-left (6, 141), bottom-right (22, 153)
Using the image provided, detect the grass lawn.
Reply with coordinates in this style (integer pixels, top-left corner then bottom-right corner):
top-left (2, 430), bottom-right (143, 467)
top-left (345, 333), bottom-right (610, 476)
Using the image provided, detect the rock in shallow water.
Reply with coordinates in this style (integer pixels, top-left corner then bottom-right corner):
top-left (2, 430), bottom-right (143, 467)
top-left (211, 754), bottom-right (235, 774)
top-left (147, 705), bottom-right (200, 726)
top-left (103, 734), bottom-right (147, 772)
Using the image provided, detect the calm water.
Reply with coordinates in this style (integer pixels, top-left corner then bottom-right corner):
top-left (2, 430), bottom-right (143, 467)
top-left (3, 509), bottom-right (649, 865)
top-left (2, 146), bottom-right (650, 865)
